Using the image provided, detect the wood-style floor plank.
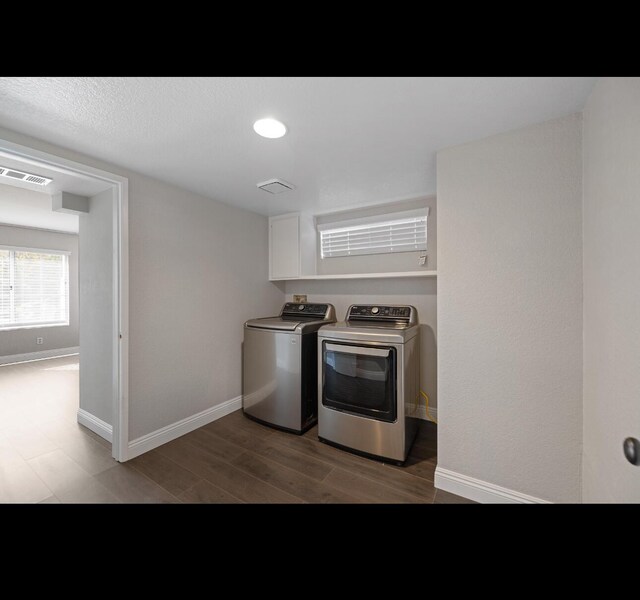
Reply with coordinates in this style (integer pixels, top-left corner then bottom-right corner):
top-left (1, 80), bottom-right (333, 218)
top-left (129, 450), bottom-right (202, 497)
top-left (178, 479), bottom-right (243, 503)
top-left (199, 421), bottom-right (272, 454)
top-left (178, 427), bottom-right (246, 462)
top-left (95, 464), bottom-right (179, 503)
top-left (269, 432), bottom-right (437, 502)
top-left (324, 467), bottom-right (430, 503)
top-left (396, 455), bottom-right (437, 482)
top-left (203, 426), bottom-right (333, 482)
top-left (434, 489), bottom-right (478, 504)
top-left (229, 451), bottom-right (358, 503)
top-left (157, 435), bottom-right (302, 503)
top-left (0, 437), bottom-right (54, 503)
top-left (210, 410), bottom-right (276, 440)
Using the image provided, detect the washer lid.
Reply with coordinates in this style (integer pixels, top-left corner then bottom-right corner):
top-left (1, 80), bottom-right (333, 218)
top-left (245, 316), bottom-right (335, 333)
top-left (245, 317), bottom-right (301, 331)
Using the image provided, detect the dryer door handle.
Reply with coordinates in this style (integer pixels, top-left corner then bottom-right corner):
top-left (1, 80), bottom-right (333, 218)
top-left (324, 343), bottom-right (391, 358)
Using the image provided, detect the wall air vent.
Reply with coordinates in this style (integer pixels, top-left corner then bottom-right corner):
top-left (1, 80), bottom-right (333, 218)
top-left (257, 178), bottom-right (295, 194)
top-left (0, 166), bottom-right (52, 186)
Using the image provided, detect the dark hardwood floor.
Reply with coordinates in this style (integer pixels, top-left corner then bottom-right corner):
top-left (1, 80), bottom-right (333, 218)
top-left (133, 410), bottom-right (475, 504)
top-left (0, 356), bottom-right (474, 503)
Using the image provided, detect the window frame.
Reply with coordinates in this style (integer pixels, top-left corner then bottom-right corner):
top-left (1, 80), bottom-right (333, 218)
top-left (0, 244), bottom-right (71, 332)
top-left (317, 207), bottom-right (428, 259)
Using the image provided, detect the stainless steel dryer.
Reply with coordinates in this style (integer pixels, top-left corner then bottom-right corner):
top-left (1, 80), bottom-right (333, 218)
top-left (317, 304), bottom-right (420, 464)
top-left (243, 302), bottom-right (336, 434)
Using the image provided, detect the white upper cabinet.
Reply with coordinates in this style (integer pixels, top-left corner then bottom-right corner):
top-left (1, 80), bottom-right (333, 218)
top-left (269, 213), bottom-right (300, 280)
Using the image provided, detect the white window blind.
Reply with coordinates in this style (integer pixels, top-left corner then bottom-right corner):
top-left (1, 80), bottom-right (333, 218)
top-left (319, 208), bottom-right (428, 259)
top-left (0, 250), bottom-right (10, 327)
top-left (0, 247), bottom-right (69, 330)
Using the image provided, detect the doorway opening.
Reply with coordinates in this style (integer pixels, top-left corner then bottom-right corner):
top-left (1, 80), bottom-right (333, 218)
top-left (0, 138), bottom-right (128, 477)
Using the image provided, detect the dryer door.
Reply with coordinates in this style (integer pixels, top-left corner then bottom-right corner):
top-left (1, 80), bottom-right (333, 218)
top-left (322, 342), bottom-right (397, 423)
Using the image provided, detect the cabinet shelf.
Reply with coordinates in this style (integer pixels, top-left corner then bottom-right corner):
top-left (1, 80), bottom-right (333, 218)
top-left (270, 270), bottom-right (437, 282)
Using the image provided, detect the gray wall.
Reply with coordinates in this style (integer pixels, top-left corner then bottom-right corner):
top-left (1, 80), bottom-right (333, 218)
top-left (582, 78), bottom-right (640, 502)
top-left (78, 189), bottom-right (114, 425)
top-left (285, 278), bottom-right (437, 413)
top-left (0, 125), bottom-right (285, 442)
top-left (437, 114), bottom-right (583, 503)
top-left (315, 196), bottom-right (436, 275)
top-left (127, 174), bottom-right (284, 439)
top-left (0, 223), bottom-right (79, 359)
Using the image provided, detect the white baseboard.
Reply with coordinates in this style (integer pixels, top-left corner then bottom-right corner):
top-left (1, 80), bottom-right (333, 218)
top-left (0, 346), bottom-right (79, 366)
top-left (434, 467), bottom-right (551, 504)
top-left (127, 395), bottom-right (242, 460)
top-left (77, 408), bottom-right (113, 443)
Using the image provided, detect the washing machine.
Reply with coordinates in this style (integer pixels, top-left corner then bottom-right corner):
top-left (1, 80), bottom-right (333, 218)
top-left (243, 302), bottom-right (336, 433)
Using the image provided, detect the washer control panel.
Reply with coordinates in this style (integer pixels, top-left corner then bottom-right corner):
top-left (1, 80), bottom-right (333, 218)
top-left (282, 303), bottom-right (331, 318)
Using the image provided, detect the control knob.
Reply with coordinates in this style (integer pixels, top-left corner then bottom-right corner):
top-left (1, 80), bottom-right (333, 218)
top-left (298, 304), bottom-right (305, 311)
top-left (371, 307), bottom-right (379, 314)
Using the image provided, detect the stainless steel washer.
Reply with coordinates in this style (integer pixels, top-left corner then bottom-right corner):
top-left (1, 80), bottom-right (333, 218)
top-left (243, 302), bottom-right (336, 434)
top-left (318, 304), bottom-right (420, 464)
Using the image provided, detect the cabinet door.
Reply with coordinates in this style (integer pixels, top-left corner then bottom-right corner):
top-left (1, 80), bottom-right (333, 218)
top-left (270, 214), bottom-right (299, 279)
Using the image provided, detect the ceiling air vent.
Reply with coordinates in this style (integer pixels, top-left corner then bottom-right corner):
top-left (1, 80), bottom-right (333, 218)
top-left (0, 166), bottom-right (52, 186)
top-left (257, 178), bottom-right (295, 194)
top-left (25, 175), bottom-right (48, 185)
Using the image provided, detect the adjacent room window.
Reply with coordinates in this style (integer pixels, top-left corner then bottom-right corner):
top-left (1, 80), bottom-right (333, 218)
top-left (318, 208), bottom-right (428, 259)
top-left (0, 247), bottom-right (69, 330)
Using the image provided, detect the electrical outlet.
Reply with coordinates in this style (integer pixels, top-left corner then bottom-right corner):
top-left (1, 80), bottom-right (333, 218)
top-left (293, 294), bottom-right (307, 303)
top-left (36, 337), bottom-right (43, 345)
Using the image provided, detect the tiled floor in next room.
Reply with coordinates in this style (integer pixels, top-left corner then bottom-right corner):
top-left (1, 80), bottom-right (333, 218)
top-left (0, 356), bottom-right (473, 504)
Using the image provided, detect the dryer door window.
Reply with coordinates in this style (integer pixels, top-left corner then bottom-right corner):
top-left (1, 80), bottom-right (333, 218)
top-left (322, 342), bottom-right (397, 423)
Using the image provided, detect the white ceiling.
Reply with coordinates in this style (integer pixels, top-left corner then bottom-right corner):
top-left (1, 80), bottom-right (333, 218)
top-left (0, 77), bottom-right (597, 216)
top-left (0, 181), bottom-right (78, 233)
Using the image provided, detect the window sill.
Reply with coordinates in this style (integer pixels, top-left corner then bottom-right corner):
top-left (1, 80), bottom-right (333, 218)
top-left (0, 322), bottom-right (70, 332)
top-left (269, 270), bottom-right (437, 281)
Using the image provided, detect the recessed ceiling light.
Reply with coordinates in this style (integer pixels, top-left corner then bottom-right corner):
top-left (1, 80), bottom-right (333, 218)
top-left (253, 118), bottom-right (287, 139)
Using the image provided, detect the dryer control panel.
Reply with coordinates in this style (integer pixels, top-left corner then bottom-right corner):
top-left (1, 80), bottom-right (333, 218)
top-left (347, 305), bottom-right (417, 325)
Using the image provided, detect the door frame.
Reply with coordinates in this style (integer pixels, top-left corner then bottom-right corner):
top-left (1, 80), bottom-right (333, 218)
top-left (0, 137), bottom-right (129, 461)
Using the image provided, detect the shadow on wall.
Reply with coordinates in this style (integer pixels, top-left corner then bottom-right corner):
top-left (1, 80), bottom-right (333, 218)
top-left (419, 323), bottom-right (437, 413)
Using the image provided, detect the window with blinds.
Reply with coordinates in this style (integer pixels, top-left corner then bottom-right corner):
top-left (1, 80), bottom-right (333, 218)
top-left (0, 247), bottom-right (69, 330)
top-left (319, 209), bottom-right (428, 259)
